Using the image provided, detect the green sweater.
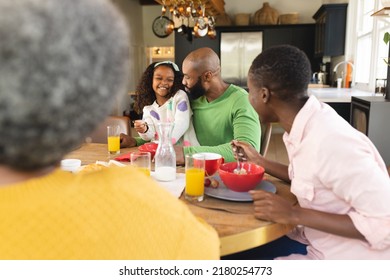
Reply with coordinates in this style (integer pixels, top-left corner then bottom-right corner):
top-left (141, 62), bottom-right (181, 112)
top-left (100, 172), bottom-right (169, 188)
top-left (184, 84), bottom-right (261, 162)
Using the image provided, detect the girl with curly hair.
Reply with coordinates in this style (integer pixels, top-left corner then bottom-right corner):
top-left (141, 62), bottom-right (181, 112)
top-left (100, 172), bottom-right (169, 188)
top-left (121, 61), bottom-right (199, 147)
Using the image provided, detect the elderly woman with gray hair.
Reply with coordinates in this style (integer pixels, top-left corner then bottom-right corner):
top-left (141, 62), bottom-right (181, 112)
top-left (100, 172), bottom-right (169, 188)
top-left (0, 0), bottom-right (219, 260)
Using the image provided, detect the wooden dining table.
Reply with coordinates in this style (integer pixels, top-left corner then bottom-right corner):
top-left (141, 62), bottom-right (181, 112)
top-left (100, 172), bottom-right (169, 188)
top-left (65, 143), bottom-right (296, 256)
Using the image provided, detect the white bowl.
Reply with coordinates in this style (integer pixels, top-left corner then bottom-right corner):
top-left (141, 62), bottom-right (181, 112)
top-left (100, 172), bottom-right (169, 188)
top-left (61, 159), bottom-right (81, 172)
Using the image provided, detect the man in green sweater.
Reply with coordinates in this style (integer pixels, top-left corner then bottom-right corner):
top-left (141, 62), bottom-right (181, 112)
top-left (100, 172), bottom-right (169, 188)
top-left (175, 47), bottom-right (260, 164)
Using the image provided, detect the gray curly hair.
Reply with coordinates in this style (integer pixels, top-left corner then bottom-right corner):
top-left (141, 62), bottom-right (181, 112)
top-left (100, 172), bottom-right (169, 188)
top-left (0, 0), bottom-right (130, 170)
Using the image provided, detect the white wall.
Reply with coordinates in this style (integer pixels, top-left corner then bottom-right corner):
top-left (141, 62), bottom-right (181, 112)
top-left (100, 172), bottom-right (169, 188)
top-left (143, 6), bottom-right (175, 48)
top-left (110, 0), bottom-right (351, 115)
top-left (141, 1), bottom-right (349, 49)
top-left (140, 1), bottom-right (348, 59)
top-left (111, 0), bottom-right (145, 115)
top-left (141, 0), bottom-right (330, 48)
top-left (323, 0), bottom-right (349, 3)
top-left (224, 0), bottom-right (322, 23)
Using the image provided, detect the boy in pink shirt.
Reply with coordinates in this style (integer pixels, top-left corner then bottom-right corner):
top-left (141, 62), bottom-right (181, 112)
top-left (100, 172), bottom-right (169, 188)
top-left (233, 45), bottom-right (390, 259)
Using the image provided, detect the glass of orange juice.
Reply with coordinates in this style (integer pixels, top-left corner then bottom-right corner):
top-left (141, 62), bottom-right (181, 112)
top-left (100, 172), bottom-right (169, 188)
top-left (107, 125), bottom-right (120, 155)
top-left (185, 154), bottom-right (205, 202)
top-left (130, 151), bottom-right (151, 176)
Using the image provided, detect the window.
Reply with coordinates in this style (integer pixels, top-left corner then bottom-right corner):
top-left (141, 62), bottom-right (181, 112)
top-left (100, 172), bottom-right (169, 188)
top-left (352, 0), bottom-right (390, 91)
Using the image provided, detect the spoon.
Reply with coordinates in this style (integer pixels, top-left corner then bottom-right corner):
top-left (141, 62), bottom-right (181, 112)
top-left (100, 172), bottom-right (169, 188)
top-left (231, 141), bottom-right (242, 174)
top-left (234, 157), bottom-right (241, 174)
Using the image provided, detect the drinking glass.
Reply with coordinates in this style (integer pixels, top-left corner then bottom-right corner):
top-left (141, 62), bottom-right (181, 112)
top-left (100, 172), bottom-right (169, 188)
top-left (107, 125), bottom-right (120, 155)
top-left (130, 151), bottom-right (151, 176)
top-left (185, 154), bottom-right (205, 202)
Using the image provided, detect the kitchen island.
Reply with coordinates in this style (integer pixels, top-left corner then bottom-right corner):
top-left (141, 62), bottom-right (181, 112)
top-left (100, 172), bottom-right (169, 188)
top-left (308, 87), bottom-right (375, 121)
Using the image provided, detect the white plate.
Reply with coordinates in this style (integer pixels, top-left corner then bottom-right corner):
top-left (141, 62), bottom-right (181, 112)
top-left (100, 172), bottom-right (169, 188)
top-left (205, 175), bottom-right (276, 202)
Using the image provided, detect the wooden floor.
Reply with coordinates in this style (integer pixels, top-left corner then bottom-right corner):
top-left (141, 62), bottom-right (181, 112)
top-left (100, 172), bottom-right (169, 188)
top-left (265, 123), bottom-right (289, 165)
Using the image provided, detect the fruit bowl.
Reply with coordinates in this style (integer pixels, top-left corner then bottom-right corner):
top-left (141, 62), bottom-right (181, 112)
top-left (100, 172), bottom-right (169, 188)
top-left (218, 162), bottom-right (265, 192)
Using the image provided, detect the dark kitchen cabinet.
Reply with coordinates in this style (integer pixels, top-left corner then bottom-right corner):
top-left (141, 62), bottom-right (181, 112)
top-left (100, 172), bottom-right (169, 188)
top-left (313, 3), bottom-right (348, 57)
top-left (175, 23), bottom-right (318, 72)
top-left (174, 32), bottom-right (220, 69)
top-left (262, 24), bottom-right (317, 70)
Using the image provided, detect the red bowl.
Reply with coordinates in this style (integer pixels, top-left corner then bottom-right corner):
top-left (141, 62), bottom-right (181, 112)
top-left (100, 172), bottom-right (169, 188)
top-left (138, 142), bottom-right (158, 159)
top-left (218, 162), bottom-right (265, 192)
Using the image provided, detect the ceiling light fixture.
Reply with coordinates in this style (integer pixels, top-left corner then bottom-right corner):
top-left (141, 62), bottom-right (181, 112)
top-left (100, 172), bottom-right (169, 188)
top-left (154, 0), bottom-right (224, 40)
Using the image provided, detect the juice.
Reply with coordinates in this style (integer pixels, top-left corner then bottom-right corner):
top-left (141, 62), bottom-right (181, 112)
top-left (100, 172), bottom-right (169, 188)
top-left (130, 152), bottom-right (151, 176)
top-left (185, 168), bottom-right (205, 197)
top-left (137, 167), bottom-right (151, 177)
top-left (107, 136), bottom-right (120, 154)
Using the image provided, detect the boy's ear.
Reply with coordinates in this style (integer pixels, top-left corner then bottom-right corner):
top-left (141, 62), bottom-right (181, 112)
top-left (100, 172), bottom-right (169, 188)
top-left (261, 87), bottom-right (271, 103)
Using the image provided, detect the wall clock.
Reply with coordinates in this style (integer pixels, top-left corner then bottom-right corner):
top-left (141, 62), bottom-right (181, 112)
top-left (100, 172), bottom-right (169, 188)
top-left (152, 16), bottom-right (174, 38)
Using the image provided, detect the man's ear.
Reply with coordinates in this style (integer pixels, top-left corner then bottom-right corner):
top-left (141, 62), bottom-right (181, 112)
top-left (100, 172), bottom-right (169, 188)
top-left (204, 71), bottom-right (213, 81)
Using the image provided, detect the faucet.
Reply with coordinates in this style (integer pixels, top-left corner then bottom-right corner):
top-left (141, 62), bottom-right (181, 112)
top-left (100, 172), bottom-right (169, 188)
top-left (333, 61), bottom-right (354, 88)
top-left (312, 72), bottom-right (318, 83)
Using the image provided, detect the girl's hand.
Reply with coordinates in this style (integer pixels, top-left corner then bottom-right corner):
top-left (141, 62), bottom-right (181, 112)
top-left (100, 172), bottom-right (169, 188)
top-left (134, 120), bottom-right (148, 134)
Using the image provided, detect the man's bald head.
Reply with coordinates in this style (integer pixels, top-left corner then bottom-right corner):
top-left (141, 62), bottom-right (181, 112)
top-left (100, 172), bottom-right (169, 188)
top-left (184, 47), bottom-right (220, 74)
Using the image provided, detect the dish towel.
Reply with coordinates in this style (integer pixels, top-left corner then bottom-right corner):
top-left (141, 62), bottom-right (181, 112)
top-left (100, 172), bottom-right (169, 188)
top-left (114, 153), bottom-right (131, 162)
top-left (151, 172), bottom-right (185, 198)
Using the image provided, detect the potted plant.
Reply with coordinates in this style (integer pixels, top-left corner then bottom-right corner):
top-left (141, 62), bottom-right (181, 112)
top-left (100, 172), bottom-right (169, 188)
top-left (384, 31), bottom-right (390, 64)
top-left (384, 31), bottom-right (390, 99)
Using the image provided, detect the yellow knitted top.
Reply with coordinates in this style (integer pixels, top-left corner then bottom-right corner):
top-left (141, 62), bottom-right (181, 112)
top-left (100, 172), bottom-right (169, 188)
top-left (0, 166), bottom-right (219, 260)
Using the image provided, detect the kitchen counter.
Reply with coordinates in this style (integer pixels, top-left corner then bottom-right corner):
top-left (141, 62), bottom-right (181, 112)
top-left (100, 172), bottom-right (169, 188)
top-left (308, 83), bottom-right (330, 88)
top-left (308, 88), bottom-right (376, 121)
top-left (308, 88), bottom-right (375, 103)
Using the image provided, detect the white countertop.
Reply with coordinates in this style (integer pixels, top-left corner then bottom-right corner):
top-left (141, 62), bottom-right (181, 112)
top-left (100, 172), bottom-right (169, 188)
top-left (308, 88), bottom-right (376, 103)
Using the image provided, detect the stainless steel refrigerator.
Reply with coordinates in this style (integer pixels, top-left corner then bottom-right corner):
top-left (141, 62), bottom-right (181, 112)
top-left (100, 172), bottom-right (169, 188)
top-left (220, 32), bottom-right (263, 89)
